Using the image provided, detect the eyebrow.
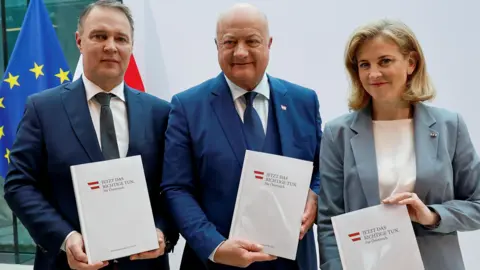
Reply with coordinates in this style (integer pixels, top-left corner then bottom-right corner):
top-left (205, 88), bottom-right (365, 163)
top-left (357, 55), bottom-right (393, 62)
top-left (89, 29), bottom-right (129, 37)
top-left (221, 34), bottom-right (236, 39)
top-left (221, 33), bottom-right (262, 39)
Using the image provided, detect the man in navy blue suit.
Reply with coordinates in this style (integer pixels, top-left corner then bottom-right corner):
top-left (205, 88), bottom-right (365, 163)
top-left (4, 1), bottom-right (177, 269)
top-left (161, 3), bottom-right (321, 270)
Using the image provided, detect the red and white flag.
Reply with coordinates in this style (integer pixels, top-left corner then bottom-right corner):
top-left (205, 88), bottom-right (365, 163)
top-left (348, 232), bottom-right (361, 242)
top-left (254, 170), bottom-right (264, 180)
top-left (87, 181), bottom-right (100, 190)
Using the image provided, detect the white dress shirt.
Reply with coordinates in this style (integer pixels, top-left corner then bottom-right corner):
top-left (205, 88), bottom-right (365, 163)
top-left (208, 74), bottom-right (270, 261)
top-left (61, 75), bottom-right (129, 251)
top-left (83, 75), bottom-right (129, 157)
top-left (226, 73), bottom-right (270, 134)
top-left (372, 119), bottom-right (416, 200)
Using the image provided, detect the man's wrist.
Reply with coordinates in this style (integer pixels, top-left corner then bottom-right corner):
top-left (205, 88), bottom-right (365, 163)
top-left (61, 231), bottom-right (78, 252)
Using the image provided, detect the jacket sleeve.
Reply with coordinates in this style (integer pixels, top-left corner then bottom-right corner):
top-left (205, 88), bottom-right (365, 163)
top-left (317, 124), bottom-right (344, 270)
top-left (160, 95), bottom-right (225, 262)
top-left (428, 113), bottom-right (480, 233)
top-left (4, 96), bottom-right (74, 255)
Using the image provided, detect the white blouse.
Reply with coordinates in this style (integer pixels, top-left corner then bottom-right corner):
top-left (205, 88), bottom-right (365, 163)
top-left (372, 119), bottom-right (416, 200)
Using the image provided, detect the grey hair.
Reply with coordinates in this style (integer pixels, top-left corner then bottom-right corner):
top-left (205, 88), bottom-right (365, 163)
top-left (77, 0), bottom-right (134, 37)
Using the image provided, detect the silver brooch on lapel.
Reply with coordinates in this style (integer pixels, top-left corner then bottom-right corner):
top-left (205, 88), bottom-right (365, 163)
top-left (430, 132), bottom-right (437, 137)
top-left (281, 105), bottom-right (287, 111)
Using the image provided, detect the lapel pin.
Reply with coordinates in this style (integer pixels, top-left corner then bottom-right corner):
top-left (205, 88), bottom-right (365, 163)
top-left (430, 132), bottom-right (437, 138)
top-left (281, 105), bottom-right (287, 111)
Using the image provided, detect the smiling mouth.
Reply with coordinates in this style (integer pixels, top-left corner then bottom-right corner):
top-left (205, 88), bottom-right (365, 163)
top-left (101, 59), bottom-right (119, 63)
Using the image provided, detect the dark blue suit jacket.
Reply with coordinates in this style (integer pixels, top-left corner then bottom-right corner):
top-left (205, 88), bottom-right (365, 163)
top-left (4, 78), bottom-right (178, 270)
top-left (161, 73), bottom-right (321, 270)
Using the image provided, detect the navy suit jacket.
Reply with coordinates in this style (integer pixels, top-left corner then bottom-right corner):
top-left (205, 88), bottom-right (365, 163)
top-left (161, 73), bottom-right (322, 270)
top-left (4, 78), bottom-right (179, 270)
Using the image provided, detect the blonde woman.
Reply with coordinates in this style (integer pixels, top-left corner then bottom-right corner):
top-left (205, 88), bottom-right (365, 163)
top-left (317, 19), bottom-right (480, 270)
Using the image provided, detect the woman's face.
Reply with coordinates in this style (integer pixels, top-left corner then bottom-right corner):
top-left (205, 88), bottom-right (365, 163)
top-left (356, 36), bottom-right (416, 104)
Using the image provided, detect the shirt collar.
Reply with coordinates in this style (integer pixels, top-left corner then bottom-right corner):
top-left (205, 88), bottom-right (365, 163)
top-left (224, 73), bottom-right (270, 101)
top-left (82, 75), bottom-right (125, 102)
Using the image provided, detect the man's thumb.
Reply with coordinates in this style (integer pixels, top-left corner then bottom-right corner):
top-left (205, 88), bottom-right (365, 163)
top-left (70, 243), bottom-right (88, 263)
top-left (238, 239), bottom-right (263, 252)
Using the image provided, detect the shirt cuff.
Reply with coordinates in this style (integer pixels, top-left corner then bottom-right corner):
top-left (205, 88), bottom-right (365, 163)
top-left (423, 207), bottom-right (442, 229)
top-left (208, 241), bottom-right (225, 262)
top-left (61, 231), bottom-right (77, 252)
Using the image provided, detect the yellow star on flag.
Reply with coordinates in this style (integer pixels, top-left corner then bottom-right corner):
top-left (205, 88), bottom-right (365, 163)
top-left (4, 148), bottom-right (10, 164)
top-left (4, 73), bottom-right (20, 89)
top-left (30, 62), bottom-right (44, 79)
top-left (0, 97), bottom-right (4, 109)
top-left (55, 68), bottom-right (70, 84)
top-left (0, 126), bottom-right (4, 139)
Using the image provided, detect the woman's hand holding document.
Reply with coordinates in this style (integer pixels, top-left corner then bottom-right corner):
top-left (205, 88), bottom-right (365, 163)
top-left (382, 192), bottom-right (440, 227)
top-left (229, 150), bottom-right (313, 260)
top-left (331, 204), bottom-right (425, 270)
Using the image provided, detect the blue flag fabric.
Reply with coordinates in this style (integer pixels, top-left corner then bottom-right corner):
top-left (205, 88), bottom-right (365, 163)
top-left (0, 0), bottom-right (71, 177)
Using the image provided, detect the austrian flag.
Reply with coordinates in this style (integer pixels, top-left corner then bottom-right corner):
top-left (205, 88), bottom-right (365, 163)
top-left (348, 232), bottom-right (361, 242)
top-left (254, 171), bottom-right (264, 180)
top-left (88, 181), bottom-right (100, 190)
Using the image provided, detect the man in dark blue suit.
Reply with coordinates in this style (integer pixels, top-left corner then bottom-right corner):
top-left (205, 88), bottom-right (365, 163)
top-left (3, 1), bottom-right (177, 269)
top-left (161, 3), bottom-right (321, 270)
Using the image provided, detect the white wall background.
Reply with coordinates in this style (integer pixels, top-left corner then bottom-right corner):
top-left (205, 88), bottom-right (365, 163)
top-left (122, 1), bottom-right (480, 269)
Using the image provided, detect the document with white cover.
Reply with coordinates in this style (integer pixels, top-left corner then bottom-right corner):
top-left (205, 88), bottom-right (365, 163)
top-left (229, 150), bottom-right (313, 260)
top-left (332, 204), bottom-right (424, 270)
top-left (70, 155), bottom-right (159, 264)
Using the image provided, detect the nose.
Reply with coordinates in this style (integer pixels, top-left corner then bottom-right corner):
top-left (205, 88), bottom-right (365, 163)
top-left (233, 42), bottom-right (248, 59)
top-left (368, 68), bottom-right (382, 80)
top-left (103, 37), bottom-right (118, 53)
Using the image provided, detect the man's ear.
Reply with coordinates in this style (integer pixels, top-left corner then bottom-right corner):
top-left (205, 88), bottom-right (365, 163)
top-left (75, 31), bottom-right (82, 52)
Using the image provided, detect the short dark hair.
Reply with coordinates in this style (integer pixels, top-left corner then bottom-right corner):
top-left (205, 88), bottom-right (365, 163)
top-left (77, 0), bottom-right (134, 37)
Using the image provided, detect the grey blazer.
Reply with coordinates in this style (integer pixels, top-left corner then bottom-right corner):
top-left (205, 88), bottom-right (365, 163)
top-left (317, 102), bottom-right (480, 270)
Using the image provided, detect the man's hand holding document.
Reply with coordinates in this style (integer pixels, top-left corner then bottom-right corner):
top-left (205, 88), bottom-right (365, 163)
top-left (229, 150), bottom-right (313, 260)
top-left (331, 204), bottom-right (425, 270)
top-left (70, 155), bottom-right (159, 264)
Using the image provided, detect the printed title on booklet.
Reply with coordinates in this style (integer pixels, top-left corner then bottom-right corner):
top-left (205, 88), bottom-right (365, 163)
top-left (361, 225), bottom-right (400, 244)
top-left (263, 173), bottom-right (297, 189)
top-left (99, 177), bottom-right (135, 192)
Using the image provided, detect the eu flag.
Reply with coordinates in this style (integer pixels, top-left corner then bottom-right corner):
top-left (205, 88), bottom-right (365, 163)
top-left (0, 0), bottom-right (71, 177)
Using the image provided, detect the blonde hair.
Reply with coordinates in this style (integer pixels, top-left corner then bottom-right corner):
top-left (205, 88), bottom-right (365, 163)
top-left (345, 19), bottom-right (435, 111)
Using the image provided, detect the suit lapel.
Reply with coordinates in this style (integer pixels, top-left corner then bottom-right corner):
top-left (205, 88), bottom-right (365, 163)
top-left (350, 106), bottom-right (381, 206)
top-left (210, 73), bottom-right (247, 166)
top-left (412, 103), bottom-right (438, 201)
top-left (61, 78), bottom-right (104, 162)
top-left (124, 86), bottom-right (146, 157)
top-left (268, 76), bottom-right (295, 157)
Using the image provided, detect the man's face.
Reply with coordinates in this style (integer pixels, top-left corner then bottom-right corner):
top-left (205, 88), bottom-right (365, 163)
top-left (76, 7), bottom-right (133, 87)
top-left (216, 12), bottom-right (272, 90)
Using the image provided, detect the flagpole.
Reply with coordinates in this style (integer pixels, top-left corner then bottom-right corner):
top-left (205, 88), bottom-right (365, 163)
top-left (0, 0), bottom-right (20, 265)
top-left (2, 0), bottom-right (20, 264)
top-left (1, 0), bottom-right (8, 70)
top-left (0, 0), bottom-right (20, 264)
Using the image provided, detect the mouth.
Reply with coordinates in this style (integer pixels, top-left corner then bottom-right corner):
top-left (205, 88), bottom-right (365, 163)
top-left (370, 82), bottom-right (387, 87)
top-left (232, 63), bottom-right (253, 66)
top-left (101, 59), bottom-right (119, 63)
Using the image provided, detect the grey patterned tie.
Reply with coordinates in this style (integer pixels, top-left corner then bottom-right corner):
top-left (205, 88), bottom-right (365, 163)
top-left (94, 93), bottom-right (120, 160)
